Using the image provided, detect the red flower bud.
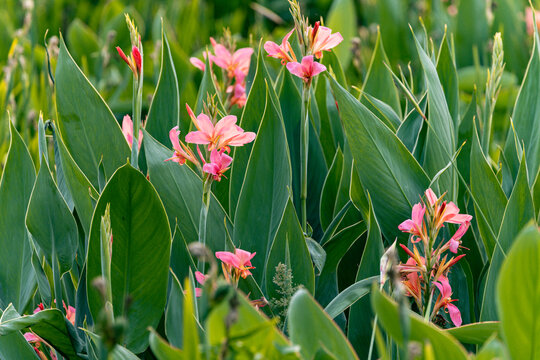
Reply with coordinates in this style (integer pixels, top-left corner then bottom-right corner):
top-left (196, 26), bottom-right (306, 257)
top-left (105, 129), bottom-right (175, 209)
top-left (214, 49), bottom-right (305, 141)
top-left (132, 46), bottom-right (142, 74)
top-left (116, 46), bottom-right (130, 66)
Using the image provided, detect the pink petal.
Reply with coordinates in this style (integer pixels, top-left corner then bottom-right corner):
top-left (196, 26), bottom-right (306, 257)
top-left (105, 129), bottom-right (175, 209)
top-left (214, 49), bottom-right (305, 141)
top-left (228, 132), bottom-right (256, 146)
top-left (286, 61), bottom-right (305, 78)
top-left (214, 115), bottom-right (238, 136)
top-left (232, 48), bottom-right (253, 68)
top-left (449, 239), bottom-right (460, 253)
top-left (203, 163), bottom-right (219, 175)
top-left (411, 203), bottom-right (426, 227)
top-left (190, 57), bottom-right (205, 71)
top-left (209, 149), bottom-right (220, 164)
top-left (193, 113), bottom-right (214, 136)
top-left (323, 32), bottom-right (344, 49)
top-left (398, 219), bottom-right (414, 232)
top-left (425, 188), bottom-right (438, 206)
top-left (195, 288), bottom-right (203, 297)
top-left (446, 213), bottom-right (473, 224)
top-left (195, 271), bottom-right (206, 285)
top-left (185, 131), bottom-right (211, 144)
top-left (264, 41), bottom-right (282, 57)
top-left (24, 332), bottom-right (40, 343)
top-left (282, 28), bottom-right (295, 45)
top-left (311, 60), bottom-right (327, 77)
top-left (451, 221), bottom-right (470, 242)
top-left (235, 249), bottom-right (255, 266)
top-left (122, 115), bottom-right (134, 145)
top-left (215, 251), bottom-right (240, 268)
top-left (219, 152), bottom-right (233, 168)
top-left (447, 303), bottom-right (462, 327)
top-left (169, 126), bottom-right (181, 151)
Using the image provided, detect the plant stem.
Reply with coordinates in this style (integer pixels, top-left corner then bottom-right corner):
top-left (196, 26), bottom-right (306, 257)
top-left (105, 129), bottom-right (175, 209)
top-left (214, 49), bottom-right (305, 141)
top-left (197, 176), bottom-right (212, 269)
top-left (300, 82), bottom-right (311, 233)
top-left (131, 73), bottom-right (143, 168)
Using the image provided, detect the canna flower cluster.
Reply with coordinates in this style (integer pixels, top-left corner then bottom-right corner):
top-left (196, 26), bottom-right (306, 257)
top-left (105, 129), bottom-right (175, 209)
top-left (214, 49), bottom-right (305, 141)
top-left (264, 2), bottom-right (342, 84)
top-left (397, 188), bottom-right (472, 327)
top-left (191, 248), bottom-right (256, 297)
top-left (116, 15), bottom-right (143, 79)
top-left (166, 104), bottom-right (255, 182)
top-left (190, 36), bottom-right (253, 109)
top-left (24, 302), bottom-right (76, 359)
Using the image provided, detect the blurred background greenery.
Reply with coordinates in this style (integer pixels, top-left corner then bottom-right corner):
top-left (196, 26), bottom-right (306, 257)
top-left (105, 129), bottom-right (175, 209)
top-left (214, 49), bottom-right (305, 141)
top-left (0, 0), bottom-right (535, 169)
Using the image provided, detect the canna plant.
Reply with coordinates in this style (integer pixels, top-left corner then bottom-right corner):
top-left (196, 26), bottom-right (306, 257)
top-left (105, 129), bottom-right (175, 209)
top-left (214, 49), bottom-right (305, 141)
top-left (0, 1), bottom-right (539, 360)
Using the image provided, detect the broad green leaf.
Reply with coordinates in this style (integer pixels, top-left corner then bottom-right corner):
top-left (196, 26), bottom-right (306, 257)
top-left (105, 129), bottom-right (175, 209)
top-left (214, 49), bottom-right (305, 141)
top-left (52, 123), bottom-right (98, 236)
top-left (230, 43), bottom-right (271, 216)
top-left (348, 195), bottom-right (384, 356)
top-left (278, 69), bottom-right (327, 237)
top-left (534, 170), bottom-right (540, 221)
top-left (497, 224), bottom-right (540, 360)
top-left (233, 87), bottom-right (291, 284)
top-left (328, 75), bottom-right (430, 240)
top-left (476, 336), bottom-right (509, 360)
top-left (206, 286), bottom-right (295, 359)
top-left (26, 159), bottom-right (78, 275)
top-left (502, 29), bottom-right (540, 193)
top-left (396, 94), bottom-right (427, 154)
top-left (143, 131), bottom-right (232, 251)
top-left (87, 164), bottom-right (171, 353)
top-left (0, 304), bottom-right (82, 358)
top-left (55, 36), bottom-right (130, 188)
top-left (470, 125), bottom-right (507, 258)
top-left (288, 289), bottom-right (358, 360)
top-left (413, 33), bottom-right (456, 199)
top-left (326, 0), bottom-right (356, 69)
top-left (361, 93), bottom-right (401, 132)
top-left (165, 272), bottom-right (185, 349)
top-left (0, 122), bottom-right (36, 312)
top-left (315, 221), bottom-right (366, 310)
top-left (320, 148), bottom-right (344, 231)
top-left (266, 199), bottom-right (315, 299)
top-left (146, 28), bottom-right (180, 146)
top-left (372, 288), bottom-right (468, 360)
top-left (0, 306), bottom-right (39, 359)
top-left (66, 19), bottom-right (99, 67)
top-left (149, 330), bottom-right (184, 359)
top-left (170, 226), bottom-right (197, 290)
top-left (375, 0), bottom-right (409, 63)
top-left (436, 31), bottom-right (459, 128)
top-left (456, 90), bottom-right (477, 192)
top-left (324, 275), bottom-right (377, 319)
top-left (360, 29), bottom-right (401, 119)
top-left (444, 321), bottom-right (500, 345)
top-left (481, 153), bottom-right (535, 321)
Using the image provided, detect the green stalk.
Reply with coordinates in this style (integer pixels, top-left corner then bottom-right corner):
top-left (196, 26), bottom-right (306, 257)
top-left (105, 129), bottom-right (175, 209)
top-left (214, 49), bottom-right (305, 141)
top-left (300, 82), bottom-right (311, 233)
top-left (131, 74), bottom-right (143, 168)
top-left (197, 176), bottom-right (213, 269)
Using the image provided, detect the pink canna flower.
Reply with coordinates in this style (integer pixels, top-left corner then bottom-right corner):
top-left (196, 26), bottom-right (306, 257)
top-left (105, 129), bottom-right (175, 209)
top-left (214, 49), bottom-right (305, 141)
top-left (184, 104), bottom-right (255, 151)
top-left (165, 126), bottom-right (199, 166)
top-left (190, 57), bottom-right (206, 71)
top-left (215, 248), bottom-right (256, 281)
top-left (122, 115), bottom-right (143, 150)
top-left (433, 276), bottom-right (462, 327)
top-left (398, 203), bottom-right (427, 241)
top-left (526, 7), bottom-right (540, 36)
top-left (435, 201), bottom-right (473, 228)
top-left (286, 55), bottom-right (326, 83)
top-left (447, 221), bottom-right (470, 253)
top-left (425, 188), bottom-right (438, 206)
top-left (227, 82), bottom-right (247, 108)
top-left (117, 45), bottom-right (142, 78)
top-left (209, 38), bottom-right (253, 80)
top-left (264, 28), bottom-right (297, 64)
top-left (203, 150), bottom-right (233, 181)
top-left (194, 271), bottom-right (207, 297)
top-left (307, 23), bottom-right (343, 59)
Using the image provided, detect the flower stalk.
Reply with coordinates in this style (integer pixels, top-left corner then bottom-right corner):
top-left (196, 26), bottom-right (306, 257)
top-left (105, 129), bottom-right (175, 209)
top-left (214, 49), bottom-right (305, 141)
top-left (197, 175), bottom-right (213, 269)
top-left (300, 82), bottom-right (310, 232)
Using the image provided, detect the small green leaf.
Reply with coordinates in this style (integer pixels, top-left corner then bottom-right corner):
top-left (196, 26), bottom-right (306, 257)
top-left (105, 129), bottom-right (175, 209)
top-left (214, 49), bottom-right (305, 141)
top-left (0, 306), bottom-right (40, 359)
top-left (324, 276), bottom-right (377, 319)
top-left (149, 329), bottom-right (184, 360)
top-left (288, 289), bottom-right (359, 360)
top-left (372, 288), bottom-right (468, 360)
top-left (266, 199), bottom-right (315, 299)
top-left (444, 321), bottom-right (500, 345)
